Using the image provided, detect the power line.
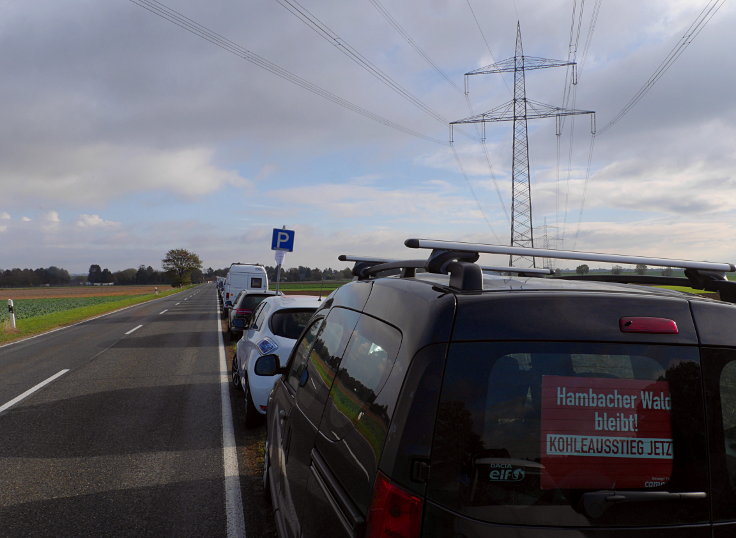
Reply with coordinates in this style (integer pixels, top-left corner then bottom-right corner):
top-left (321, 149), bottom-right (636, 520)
top-left (129, 0), bottom-right (502, 237)
top-left (274, 0), bottom-right (449, 124)
top-left (367, 0), bottom-right (463, 94)
top-left (598, 0), bottom-right (725, 135)
top-left (366, 0), bottom-right (510, 223)
top-left (127, 0), bottom-right (444, 145)
top-left (450, 142), bottom-right (503, 243)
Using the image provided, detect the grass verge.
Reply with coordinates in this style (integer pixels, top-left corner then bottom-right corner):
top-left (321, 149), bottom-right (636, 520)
top-left (271, 281), bottom-right (348, 293)
top-left (0, 286), bottom-right (196, 345)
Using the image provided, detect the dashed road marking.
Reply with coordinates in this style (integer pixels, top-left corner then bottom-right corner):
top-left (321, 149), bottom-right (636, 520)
top-left (159, 309), bottom-right (168, 315)
top-left (0, 369), bottom-right (70, 414)
top-left (125, 324), bottom-right (143, 335)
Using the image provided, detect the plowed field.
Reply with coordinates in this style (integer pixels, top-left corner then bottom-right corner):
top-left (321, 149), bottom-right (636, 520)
top-left (1, 285), bottom-right (164, 300)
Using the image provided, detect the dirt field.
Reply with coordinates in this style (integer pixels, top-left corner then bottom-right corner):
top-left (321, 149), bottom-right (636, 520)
top-left (0, 285), bottom-right (166, 300)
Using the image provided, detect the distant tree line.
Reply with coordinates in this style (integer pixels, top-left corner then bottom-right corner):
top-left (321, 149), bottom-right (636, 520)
top-left (1, 258), bottom-right (351, 288)
top-left (206, 265), bottom-right (352, 282)
top-left (87, 264), bottom-right (173, 285)
top-left (0, 266), bottom-right (72, 287)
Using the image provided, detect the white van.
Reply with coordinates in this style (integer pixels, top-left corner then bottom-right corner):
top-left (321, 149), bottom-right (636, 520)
top-left (222, 264), bottom-right (268, 315)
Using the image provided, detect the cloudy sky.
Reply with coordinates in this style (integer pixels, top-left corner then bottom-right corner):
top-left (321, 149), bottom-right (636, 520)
top-left (1, 0), bottom-right (734, 273)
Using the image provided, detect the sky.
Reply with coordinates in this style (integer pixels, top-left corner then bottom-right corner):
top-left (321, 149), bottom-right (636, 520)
top-left (1, 0), bottom-right (735, 274)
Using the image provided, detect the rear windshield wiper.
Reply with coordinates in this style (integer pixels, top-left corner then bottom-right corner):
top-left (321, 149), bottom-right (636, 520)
top-left (581, 490), bottom-right (706, 517)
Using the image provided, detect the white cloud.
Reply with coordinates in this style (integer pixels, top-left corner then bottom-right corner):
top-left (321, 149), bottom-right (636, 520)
top-left (42, 210), bottom-right (60, 232)
top-left (0, 225), bottom-right (6, 233)
top-left (0, 211), bottom-right (10, 220)
top-left (21, 217), bottom-right (31, 222)
top-left (75, 214), bottom-right (120, 229)
top-left (0, 144), bottom-right (253, 206)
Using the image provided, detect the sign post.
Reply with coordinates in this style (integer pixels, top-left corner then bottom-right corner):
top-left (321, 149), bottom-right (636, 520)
top-left (7, 299), bottom-right (16, 330)
top-left (271, 227), bottom-right (295, 294)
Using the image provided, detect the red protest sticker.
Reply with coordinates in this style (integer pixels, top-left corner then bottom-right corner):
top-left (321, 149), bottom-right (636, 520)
top-left (540, 376), bottom-right (672, 490)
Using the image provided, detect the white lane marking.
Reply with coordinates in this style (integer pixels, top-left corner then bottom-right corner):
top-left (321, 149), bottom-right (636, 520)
top-left (159, 309), bottom-right (168, 315)
top-left (0, 288), bottom-right (192, 350)
top-left (125, 324), bottom-right (143, 335)
top-left (0, 369), bottom-right (70, 414)
top-left (175, 302), bottom-right (181, 306)
top-left (218, 298), bottom-right (246, 538)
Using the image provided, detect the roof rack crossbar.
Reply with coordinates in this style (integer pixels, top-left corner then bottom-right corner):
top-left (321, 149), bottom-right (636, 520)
top-left (405, 239), bottom-right (736, 273)
top-left (360, 260), bottom-right (426, 278)
top-left (338, 254), bottom-right (547, 277)
top-left (482, 265), bottom-right (553, 275)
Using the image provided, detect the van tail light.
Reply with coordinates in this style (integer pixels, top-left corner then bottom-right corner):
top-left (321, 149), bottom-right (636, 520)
top-left (620, 317), bottom-right (679, 334)
top-left (365, 472), bottom-right (423, 538)
top-left (235, 308), bottom-right (252, 316)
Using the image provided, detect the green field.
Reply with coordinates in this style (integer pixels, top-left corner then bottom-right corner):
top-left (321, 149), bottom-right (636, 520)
top-left (271, 281), bottom-right (349, 293)
top-left (0, 286), bottom-right (195, 344)
top-left (0, 296), bottom-right (147, 322)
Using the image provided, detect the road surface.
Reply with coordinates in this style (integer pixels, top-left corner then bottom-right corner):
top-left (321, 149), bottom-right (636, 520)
top-left (0, 284), bottom-right (273, 537)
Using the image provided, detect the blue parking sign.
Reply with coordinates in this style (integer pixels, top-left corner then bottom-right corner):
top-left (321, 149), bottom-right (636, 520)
top-left (271, 228), bottom-right (295, 252)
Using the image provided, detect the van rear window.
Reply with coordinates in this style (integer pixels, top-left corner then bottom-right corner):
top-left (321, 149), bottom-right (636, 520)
top-left (428, 342), bottom-right (708, 527)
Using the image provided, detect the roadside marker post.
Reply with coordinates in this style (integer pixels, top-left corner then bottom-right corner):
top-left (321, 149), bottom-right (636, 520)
top-left (271, 227), bottom-right (295, 294)
top-left (7, 299), bottom-right (16, 329)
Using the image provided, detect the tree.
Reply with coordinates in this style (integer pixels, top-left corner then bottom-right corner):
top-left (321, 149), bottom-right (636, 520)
top-left (162, 248), bottom-right (202, 286)
top-left (635, 264), bottom-right (648, 275)
top-left (88, 264), bottom-right (102, 284)
top-left (576, 264), bottom-right (590, 275)
top-left (101, 268), bottom-right (114, 283)
top-left (612, 265), bottom-right (623, 275)
top-left (661, 266), bottom-right (673, 276)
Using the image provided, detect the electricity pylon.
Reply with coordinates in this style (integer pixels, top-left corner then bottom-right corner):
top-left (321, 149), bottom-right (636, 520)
top-left (451, 23), bottom-right (595, 267)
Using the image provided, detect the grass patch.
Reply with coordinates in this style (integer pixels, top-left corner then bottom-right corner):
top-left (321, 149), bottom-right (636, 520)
top-left (654, 285), bottom-right (717, 295)
top-left (271, 281), bottom-right (348, 293)
top-left (0, 286), bottom-right (195, 345)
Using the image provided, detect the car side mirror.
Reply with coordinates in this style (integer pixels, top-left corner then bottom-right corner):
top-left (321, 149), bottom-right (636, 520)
top-left (254, 354), bottom-right (285, 376)
top-left (225, 300), bottom-right (232, 307)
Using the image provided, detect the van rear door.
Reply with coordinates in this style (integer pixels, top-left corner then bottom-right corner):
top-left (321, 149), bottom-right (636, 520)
top-left (424, 341), bottom-right (710, 537)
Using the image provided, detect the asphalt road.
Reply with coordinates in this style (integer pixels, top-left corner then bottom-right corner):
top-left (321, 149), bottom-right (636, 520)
top-left (0, 283), bottom-right (266, 537)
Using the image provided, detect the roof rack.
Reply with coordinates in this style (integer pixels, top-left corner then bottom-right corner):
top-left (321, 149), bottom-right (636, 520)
top-left (336, 241), bottom-right (736, 301)
top-left (338, 255), bottom-right (552, 277)
top-left (404, 239), bottom-right (735, 272)
top-left (404, 238), bottom-right (736, 302)
top-left (338, 253), bottom-right (483, 291)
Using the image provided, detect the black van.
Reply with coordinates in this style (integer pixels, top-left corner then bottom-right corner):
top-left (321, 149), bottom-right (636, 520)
top-left (256, 239), bottom-right (736, 538)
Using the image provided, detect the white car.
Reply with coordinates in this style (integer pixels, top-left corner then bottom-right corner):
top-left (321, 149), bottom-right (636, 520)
top-left (232, 294), bottom-right (322, 427)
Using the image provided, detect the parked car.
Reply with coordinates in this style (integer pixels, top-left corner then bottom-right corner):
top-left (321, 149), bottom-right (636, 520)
top-left (233, 294), bottom-right (322, 426)
top-left (256, 238), bottom-right (736, 538)
top-left (227, 289), bottom-right (281, 338)
top-left (222, 263), bottom-right (268, 318)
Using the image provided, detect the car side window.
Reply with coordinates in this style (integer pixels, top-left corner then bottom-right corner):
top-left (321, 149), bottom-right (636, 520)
top-left (319, 315), bottom-right (402, 448)
top-left (250, 303), bottom-right (269, 331)
top-left (251, 277), bottom-right (263, 289)
top-left (702, 348), bottom-right (736, 522)
top-left (286, 318), bottom-right (324, 393)
top-left (295, 308), bottom-right (361, 425)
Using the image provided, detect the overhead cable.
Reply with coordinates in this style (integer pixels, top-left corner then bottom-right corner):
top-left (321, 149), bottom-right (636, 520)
top-left (367, 0), bottom-right (463, 94)
top-left (127, 0), bottom-right (445, 145)
top-left (274, 0), bottom-right (448, 125)
top-left (598, 0), bottom-right (725, 135)
top-left (450, 142), bottom-right (504, 243)
top-left (367, 0), bottom-right (510, 223)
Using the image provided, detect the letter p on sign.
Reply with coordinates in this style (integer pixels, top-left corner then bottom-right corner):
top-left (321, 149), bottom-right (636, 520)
top-left (271, 228), bottom-right (295, 252)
